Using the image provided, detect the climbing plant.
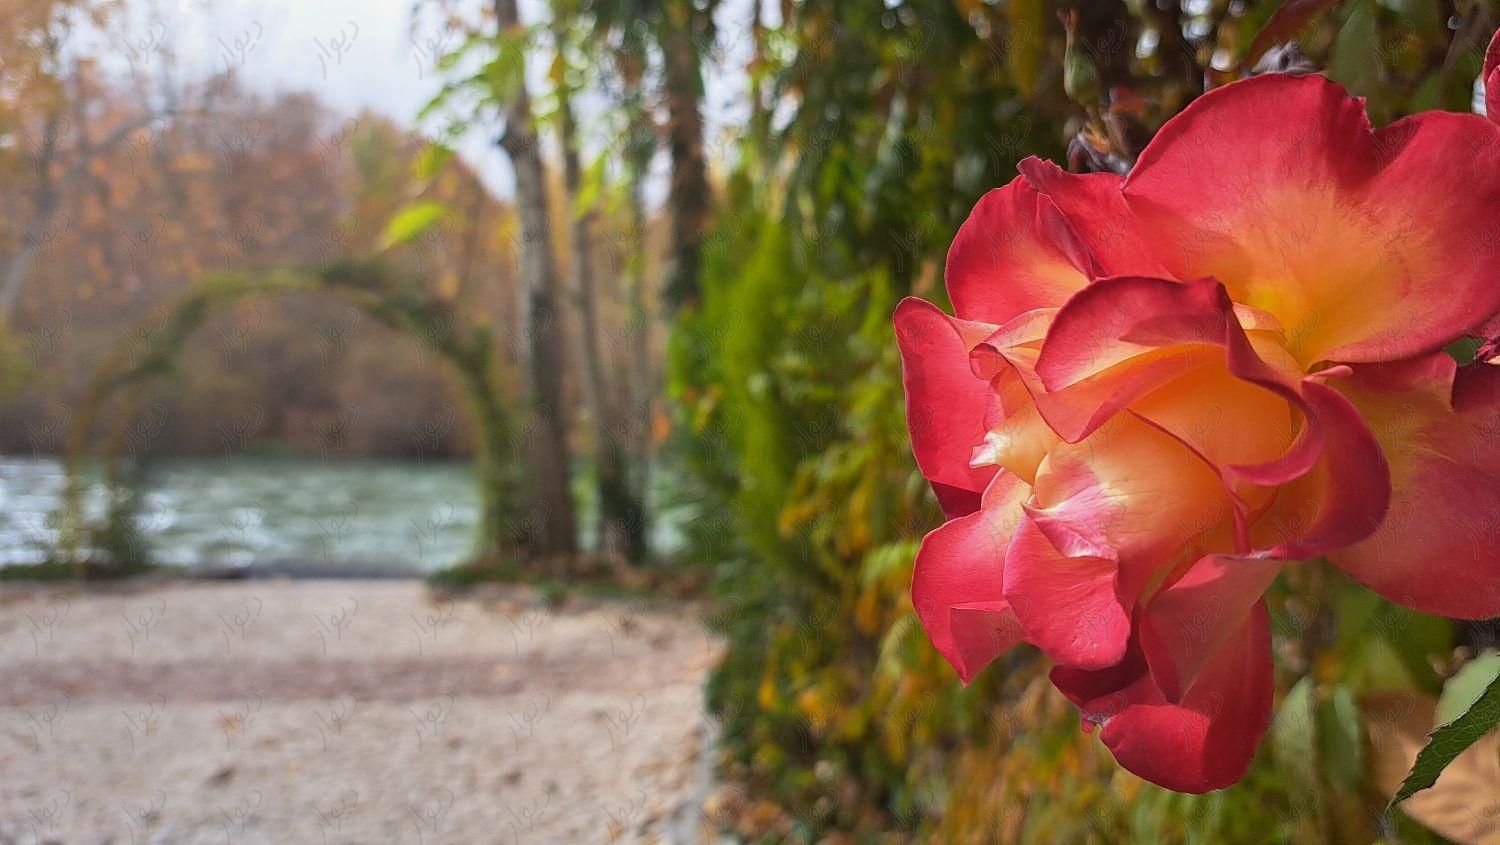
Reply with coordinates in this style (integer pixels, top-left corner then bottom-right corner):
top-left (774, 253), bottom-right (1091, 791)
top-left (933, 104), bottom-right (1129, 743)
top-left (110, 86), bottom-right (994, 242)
top-left (59, 261), bottom-right (527, 573)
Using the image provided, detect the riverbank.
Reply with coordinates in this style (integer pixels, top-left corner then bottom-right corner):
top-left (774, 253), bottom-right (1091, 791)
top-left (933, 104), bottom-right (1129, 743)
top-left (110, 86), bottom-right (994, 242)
top-left (0, 579), bottom-right (723, 843)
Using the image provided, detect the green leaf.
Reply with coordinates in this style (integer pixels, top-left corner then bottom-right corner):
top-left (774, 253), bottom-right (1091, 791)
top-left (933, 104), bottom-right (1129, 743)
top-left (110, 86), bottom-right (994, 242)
top-left (574, 155), bottom-right (608, 220)
top-left (1444, 336), bottom-right (1483, 365)
top-left (414, 143), bottom-right (454, 181)
top-left (479, 30), bottom-right (530, 100)
top-left (481, 55), bottom-right (519, 100)
top-left (1243, 0), bottom-right (1342, 68)
top-left (1330, 575), bottom-right (1448, 695)
top-left (380, 201), bottom-right (451, 249)
top-left (1436, 651), bottom-right (1500, 725)
top-left (1390, 671), bottom-right (1500, 805)
top-left (1007, 0), bottom-right (1044, 97)
top-left (434, 29), bottom-right (484, 72)
top-left (1329, 0), bottom-right (1379, 96)
top-left (859, 540), bottom-right (919, 588)
top-left (417, 82), bottom-right (456, 122)
top-left (1408, 70), bottom-right (1448, 113)
top-left (1272, 675), bottom-right (1318, 793)
top-left (876, 613), bottom-right (919, 678)
top-left (1318, 684), bottom-right (1365, 791)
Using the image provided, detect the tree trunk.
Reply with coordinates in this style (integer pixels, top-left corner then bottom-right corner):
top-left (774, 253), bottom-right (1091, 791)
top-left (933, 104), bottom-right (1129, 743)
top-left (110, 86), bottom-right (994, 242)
top-left (659, 2), bottom-right (711, 311)
top-left (0, 228), bottom-right (41, 318)
top-left (623, 159), bottom-right (654, 561)
top-left (493, 0), bottom-right (577, 563)
top-left (0, 106), bottom-right (62, 319)
top-left (556, 71), bottom-right (647, 564)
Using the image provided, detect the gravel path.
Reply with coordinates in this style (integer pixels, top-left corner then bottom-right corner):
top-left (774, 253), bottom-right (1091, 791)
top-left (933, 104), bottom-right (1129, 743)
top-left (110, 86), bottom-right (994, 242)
top-left (0, 579), bottom-right (723, 844)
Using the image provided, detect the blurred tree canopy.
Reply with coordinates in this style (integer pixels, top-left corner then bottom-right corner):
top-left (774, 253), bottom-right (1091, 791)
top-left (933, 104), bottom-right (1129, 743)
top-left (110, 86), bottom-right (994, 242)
top-left (0, 69), bottom-right (523, 460)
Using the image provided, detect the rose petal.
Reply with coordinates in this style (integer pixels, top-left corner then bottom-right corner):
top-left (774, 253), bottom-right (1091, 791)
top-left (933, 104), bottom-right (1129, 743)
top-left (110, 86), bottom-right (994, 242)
top-left (1033, 277), bottom-right (1310, 509)
top-left (1052, 600), bottom-right (1274, 794)
top-left (895, 297), bottom-right (998, 517)
top-left (1130, 360), bottom-right (1293, 484)
top-left (1026, 412), bottom-right (1237, 608)
top-left (968, 308), bottom-right (1063, 483)
top-left (911, 472), bottom-right (1031, 684)
top-left (1026, 74), bottom-right (1500, 365)
top-left (1016, 160), bottom-right (1161, 278)
top-left (1036, 276), bottom-right (1229, 392)
top-left (970, 369), bottom-right (1060, 484)
top-left (949, 601), bottom-right (1026, 683)
top-left (1032, 277), bottom-right (1299, 450)
top-left (946, 176), bottom-right (1095, 325)
top-left (1325, 355), bottom-right (1500, 619)
top-left (1138, 554), bottom-right (1282, 701)
top-left (1248, 379), bottom-right (1390, 558)
top-left (1003, 514), bottom-right (1128, 670)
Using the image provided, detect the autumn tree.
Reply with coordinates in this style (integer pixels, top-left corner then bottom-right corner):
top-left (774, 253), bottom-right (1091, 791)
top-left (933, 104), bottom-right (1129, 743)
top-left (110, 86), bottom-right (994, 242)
top-left (0, 1), bottom-right (118, 324)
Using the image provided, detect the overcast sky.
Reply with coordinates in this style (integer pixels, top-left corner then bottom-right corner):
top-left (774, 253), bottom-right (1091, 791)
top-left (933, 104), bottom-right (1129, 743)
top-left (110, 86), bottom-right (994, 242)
top-left (94, 0), bottom-right (757, 201)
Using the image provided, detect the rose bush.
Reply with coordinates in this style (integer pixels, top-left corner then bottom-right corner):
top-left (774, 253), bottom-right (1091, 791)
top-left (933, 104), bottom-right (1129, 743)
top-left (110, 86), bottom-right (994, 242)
top-left (896, 49), bottom-right (1500, 793)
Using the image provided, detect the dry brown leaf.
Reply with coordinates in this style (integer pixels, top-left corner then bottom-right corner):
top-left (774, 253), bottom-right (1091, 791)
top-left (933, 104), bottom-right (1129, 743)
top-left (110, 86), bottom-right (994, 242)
top-left (1364, 691), bottom-right (1500, 845)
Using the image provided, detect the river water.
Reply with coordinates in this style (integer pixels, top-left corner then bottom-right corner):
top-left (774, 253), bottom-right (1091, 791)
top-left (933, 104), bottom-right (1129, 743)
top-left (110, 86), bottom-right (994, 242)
top-left (0, 456), bottom-right (679, 572)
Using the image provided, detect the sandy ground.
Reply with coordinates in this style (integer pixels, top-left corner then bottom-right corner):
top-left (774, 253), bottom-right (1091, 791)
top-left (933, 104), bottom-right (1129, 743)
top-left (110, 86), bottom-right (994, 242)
top-left (0, 579), bottom-right (724, 844)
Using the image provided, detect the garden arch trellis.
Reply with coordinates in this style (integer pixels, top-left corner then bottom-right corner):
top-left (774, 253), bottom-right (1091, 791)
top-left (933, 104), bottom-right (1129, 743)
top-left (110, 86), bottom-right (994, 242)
top-left (59, 260), bottom-right (524, 573)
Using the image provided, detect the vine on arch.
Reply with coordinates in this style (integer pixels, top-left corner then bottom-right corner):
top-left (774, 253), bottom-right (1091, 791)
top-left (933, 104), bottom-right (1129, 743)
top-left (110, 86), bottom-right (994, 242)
top-left (57, 260), bottom-right (532, 575)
